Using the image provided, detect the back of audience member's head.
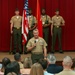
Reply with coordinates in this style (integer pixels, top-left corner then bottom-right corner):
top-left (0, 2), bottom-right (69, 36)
top-left (23, 57), bottom-right (32, 68)
top-left (4, 61), bottom-right (20, 75)
top-left (14, 53), bottom-right (21, 61)
top-left (1, 57), bottom-right (11, 72)
top-left (38, 59), bottom-right (47, 70)
top-left (47, 54), bottom-right (56, 64)
top-left (72, 58), bottom-right (75, 70)
top-left (6, 72), bottom-right (17, 75)
top-left (62, 56), bottom-right (73, 68)
top-left (30, 63), bottom-right (44, 75)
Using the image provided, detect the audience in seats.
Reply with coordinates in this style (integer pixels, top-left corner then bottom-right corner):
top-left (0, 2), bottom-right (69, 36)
top-left (72, 58), bottom-right (75, 70)
top-left (23, 57), bottom-right (32, 68)
top-left (0, 54), bottom-right (75, 75)
top-left (55, 56), bottom-right (75, 75)
top-left (14, 53), bottom-right (24, 69)
top-left (39, 59), bottom-right (54, 75)
top-left (0, 57), bottom-right (11, 75)
top-left (4, 61), bottom-right (21, 75)
top-left (46, 54), bottom-right (63, 74)
top-left (20, 57), bottom-right (32, 75)
top-left (30, 63), bottom-right (44, 75)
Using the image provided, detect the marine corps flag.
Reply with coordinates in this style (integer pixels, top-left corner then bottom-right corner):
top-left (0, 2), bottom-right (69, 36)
top-left (36, 0), bottom-right (43, 37)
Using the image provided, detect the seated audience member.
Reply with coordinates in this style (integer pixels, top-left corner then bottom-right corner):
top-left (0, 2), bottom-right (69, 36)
top-left (23, 57), bottom-right (32, 68)
top-left (72, 58), bottom-right (75, 70)
top-left (55, 56), bottom-right (75, 75)
top-left (4, 61), bottom-right (21, 75)
top-left (0, 63), bottom-right (3, 74)
top-left (39, 59), bottom-right (54, 75)
top-left (1, 57), bottom-right (11, 73)
top-left (46, 54), bottom-right (63, 74)
top-left (20, 57), bottom-right (32, 75)
top-left (0, 63), bottom-right (2, 69)
top-left (30, 63), bottom-right (44, 75)
top-left (14, 53), bottom-right (24, 69)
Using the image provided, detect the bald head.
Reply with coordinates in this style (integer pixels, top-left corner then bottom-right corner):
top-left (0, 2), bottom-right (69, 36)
top-left (33, 29), bottom-right (39, 33)
top-left (33, 29), bottom-right (39, 39)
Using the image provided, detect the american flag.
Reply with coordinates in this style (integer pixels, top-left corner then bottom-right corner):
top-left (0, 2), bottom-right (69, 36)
top-left (22, 0), bottom-right (29, 45)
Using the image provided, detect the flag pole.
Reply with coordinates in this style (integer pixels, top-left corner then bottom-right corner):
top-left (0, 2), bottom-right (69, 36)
top-left (23, 44), bottom-right (24, 54)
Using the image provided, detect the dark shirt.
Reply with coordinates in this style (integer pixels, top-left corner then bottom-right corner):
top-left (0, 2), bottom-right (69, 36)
top-left (46, 64), bottom-right (63, 74)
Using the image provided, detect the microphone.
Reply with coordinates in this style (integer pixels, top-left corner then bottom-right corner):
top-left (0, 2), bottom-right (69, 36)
top-left (34, 40), bottom-right (36, 47)
top-left (34, 40), bottom-right (36, 43)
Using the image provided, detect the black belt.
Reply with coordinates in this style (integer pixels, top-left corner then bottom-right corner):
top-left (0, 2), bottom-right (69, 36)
top-left (54, 26), bottom-right (61, 28)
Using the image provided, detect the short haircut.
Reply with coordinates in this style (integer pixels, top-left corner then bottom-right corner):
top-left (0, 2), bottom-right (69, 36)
top-left (33, 28), bottom-right (38, 33)
top-left (71, 58), bottom-right (75, 69)
top-left (2, 57), bottom-right (11, 68)
top-left (14, 53), bottom-right (21, 61)
top-left (47, 54), bottom-right (56, 64)
top-left (4, 61), bottom-right (20, 75)
top-left (41, 8), bottom-right (45, 10)
top-left (63, 56), bottom-right (73, 66)
top-left (55, 8), bottom-right (59, 12)
top-left (29, 8), bottom-right (32, 11)
top-left (38, 59), bottom-right (47, 70)
top-left (15, 8), bottom-right (19, 11)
